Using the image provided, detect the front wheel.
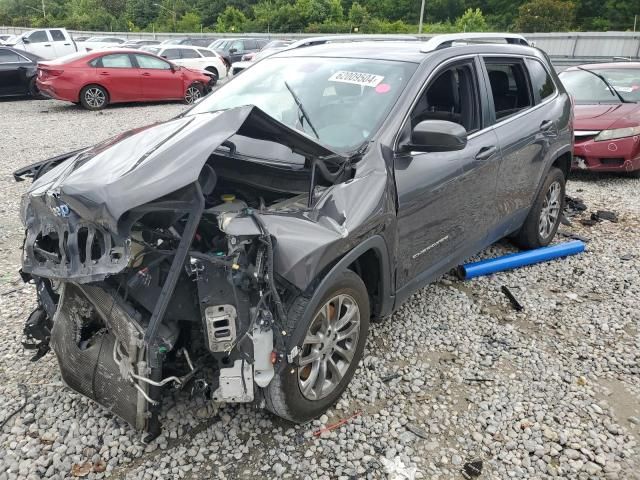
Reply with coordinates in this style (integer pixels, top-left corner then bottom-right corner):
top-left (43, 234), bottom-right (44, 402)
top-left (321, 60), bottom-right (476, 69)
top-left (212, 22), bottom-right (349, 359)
top-left (512, 167), bottom-right (565, 249)
top-left (183, 83), bottom-right (202, 104)
top-left (263, 270), bottom-right (370, 423)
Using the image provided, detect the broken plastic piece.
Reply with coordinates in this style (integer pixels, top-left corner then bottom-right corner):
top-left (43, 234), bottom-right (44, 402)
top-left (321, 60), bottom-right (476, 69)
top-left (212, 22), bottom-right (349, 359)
top-left (459, 241), bottom-right (586, 280)
top-left (380, 457), bottom-right (417, 480)
top-left (595, 210), bottom-right (618, 222)
top-left (501, 285), bottom-right (524, 311)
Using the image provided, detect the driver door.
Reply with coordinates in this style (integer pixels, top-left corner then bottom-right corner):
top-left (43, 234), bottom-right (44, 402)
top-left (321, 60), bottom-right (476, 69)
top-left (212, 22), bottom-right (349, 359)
top-left (394, 58), bottom-right (501, 293)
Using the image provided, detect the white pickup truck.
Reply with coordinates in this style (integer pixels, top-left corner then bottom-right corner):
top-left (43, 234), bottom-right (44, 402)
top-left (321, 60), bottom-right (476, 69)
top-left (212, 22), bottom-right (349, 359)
top-left (10, 28), bottom-right (77, 59)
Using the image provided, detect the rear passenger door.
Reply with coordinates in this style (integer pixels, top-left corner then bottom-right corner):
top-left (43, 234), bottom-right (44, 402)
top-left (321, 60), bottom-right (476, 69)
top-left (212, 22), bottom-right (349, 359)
top-left (482, 56), bottom-right (553, 237)
top-left (93, 53), bottom-right (141, 102)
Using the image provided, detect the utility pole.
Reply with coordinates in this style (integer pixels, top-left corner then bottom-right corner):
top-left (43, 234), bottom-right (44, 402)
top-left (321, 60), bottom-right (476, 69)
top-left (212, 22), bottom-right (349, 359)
top-left (42, 0), bottom-right (46, 19)
top-left (634, 14), bottom-right (637, 32)
top-left (418, 0), bottom-right (426, 34)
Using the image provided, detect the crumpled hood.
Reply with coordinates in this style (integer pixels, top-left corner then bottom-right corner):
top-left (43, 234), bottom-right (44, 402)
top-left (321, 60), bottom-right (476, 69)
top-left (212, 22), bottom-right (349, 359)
top-left (26, 105), bottom-right (339, 233)
top-left (574, 103), bottom-right (640, 131)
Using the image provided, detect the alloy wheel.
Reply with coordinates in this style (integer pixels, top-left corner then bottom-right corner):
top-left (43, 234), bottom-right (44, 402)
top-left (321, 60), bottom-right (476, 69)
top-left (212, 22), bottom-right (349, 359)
top-left (298, 294), bottom-right (361, 401)
top-left (539, 180), bottom-right (561, 239)
top-left (185, 86), bottom-right (201, 104)
top-left (85, 88), bottom-right (105, 108)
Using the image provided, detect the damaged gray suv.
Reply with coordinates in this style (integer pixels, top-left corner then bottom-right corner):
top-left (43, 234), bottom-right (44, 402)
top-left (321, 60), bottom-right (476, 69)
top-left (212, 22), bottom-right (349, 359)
top-left (15, 34), bottom-right (572, 439)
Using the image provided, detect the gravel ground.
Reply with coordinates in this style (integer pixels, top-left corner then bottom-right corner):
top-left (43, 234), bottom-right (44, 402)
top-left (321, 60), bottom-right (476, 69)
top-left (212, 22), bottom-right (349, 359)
top-left (0, 97), bottom-right (639, 480)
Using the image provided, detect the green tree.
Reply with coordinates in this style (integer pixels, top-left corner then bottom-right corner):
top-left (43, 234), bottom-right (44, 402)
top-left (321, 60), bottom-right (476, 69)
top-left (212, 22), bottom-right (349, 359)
top-left (126, 0), bottom-right (157, 29)
top-left (176, 11), bottom-right (201, 31)
top-left (216, 5), bottom-right (247, 32)
top-left (515, 0), bottom-right (576, 31)
top-left (455, 7), bottom-right (489, 31)
top-left (348, 1), bottom-right (369, 26)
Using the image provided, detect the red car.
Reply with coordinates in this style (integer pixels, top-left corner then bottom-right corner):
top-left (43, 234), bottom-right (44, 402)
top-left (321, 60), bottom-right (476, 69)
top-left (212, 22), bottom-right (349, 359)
top-left (559, 63), bottom-right (640, 176)
top-left (36, 49), bottom-right (213, 110)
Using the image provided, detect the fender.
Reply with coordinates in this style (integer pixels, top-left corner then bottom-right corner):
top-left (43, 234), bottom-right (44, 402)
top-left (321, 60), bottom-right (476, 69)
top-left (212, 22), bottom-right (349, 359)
top-left (287, 234), bottom-right (393, 351)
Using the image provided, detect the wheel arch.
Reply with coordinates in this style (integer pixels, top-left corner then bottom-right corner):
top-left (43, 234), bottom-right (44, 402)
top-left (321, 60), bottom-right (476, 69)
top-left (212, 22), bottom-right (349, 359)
top-left (288, 235), bottom-right (393, 350)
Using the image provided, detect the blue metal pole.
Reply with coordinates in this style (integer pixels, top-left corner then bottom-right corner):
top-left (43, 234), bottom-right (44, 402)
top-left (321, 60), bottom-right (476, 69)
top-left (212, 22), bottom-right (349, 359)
top-left (460, 240), bottom-right (586, 280)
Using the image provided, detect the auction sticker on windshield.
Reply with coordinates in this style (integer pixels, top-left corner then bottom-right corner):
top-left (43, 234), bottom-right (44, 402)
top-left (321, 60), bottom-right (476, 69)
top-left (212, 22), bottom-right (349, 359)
top-left (329, 71), bottom-right (384, 88)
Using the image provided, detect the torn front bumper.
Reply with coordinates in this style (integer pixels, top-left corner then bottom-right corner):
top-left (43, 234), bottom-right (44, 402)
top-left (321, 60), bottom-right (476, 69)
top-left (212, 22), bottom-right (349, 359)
top-left (21, 192), bottom-right (130, 284)
top-left (50, 283), bottom-right (151, 430)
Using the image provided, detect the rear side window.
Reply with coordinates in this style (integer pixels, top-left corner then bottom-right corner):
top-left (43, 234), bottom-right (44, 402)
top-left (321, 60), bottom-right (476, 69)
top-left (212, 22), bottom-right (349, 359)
top-left (484, 59), bottom-right (533, 121)
top-left (162, 48), bottom-right (181, 60)
top-left (50, 30), bottom-right (65, 41)
top-left (100, 54), bottom-right (132, 68)
top-left (526, 58), bottom-right (556, 102)
top-left (0, 49), bottom-right (23, 63)
top-left (27, 30), bottom-right (49, 43)
top-left (180, 48), bottom-right (200, 59)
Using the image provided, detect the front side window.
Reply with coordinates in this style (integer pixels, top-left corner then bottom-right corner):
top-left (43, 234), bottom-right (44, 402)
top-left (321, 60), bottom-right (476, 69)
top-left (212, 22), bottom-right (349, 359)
top-left (411, 61), bottom-right (481, 134)
top-left (162, 48), bottom-right (181, 60)
top-left (526, 58), bottom-right (555, 102)
top-left (180, 48), bottom-right (200, 59)
top-left (198, 49), bottom-right (215, 58)
top-left (559, 68), bottom-right (640, 103)
top-left (100, 54), bottom-right (132, 68)
top-left (229, 40), bottom-right (243, 52)
top-left (135, 54), bottom-right (171, 70)
top-left (27, 30), bottom-right (49, 43)
top-left (484, 59), bottom-right (533, 121)
top-left (50, 30), bottom-right (65, 41)
top-left (188, 56), bottom-right (418, 151)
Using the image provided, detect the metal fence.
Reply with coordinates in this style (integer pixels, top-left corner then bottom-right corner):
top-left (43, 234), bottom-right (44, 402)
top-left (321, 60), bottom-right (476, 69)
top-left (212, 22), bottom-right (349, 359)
top-left (2, 27), bottom-right (639, 65)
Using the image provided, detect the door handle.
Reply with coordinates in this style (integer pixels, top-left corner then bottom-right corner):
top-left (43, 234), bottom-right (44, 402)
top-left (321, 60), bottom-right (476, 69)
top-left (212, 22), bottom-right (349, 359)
top-left (44, 44), bottom-right (51, 47)
top-left (63, 43), bottom-right (70, 46)
top-left (540, 120), bottom-right (555, 131)
top-left (99, 71), bottom-right (109, 76)
top-left (142, 72), bottom-right (151, 76)
top-left (475, 146), bottom-right (498, 161)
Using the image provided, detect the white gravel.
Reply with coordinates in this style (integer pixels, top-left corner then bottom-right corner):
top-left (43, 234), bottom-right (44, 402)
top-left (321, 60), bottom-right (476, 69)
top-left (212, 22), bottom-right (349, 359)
top-left (0, 98), bottom-right (639, 480)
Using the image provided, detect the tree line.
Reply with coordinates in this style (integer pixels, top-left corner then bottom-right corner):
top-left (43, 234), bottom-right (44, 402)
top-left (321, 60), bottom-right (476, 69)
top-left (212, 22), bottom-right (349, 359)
top-left (0, 0), bottom-right (636, 34)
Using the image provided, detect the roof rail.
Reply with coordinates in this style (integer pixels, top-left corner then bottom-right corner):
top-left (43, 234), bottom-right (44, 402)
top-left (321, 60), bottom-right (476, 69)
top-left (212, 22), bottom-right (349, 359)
top-left (420, 33), bottom-right (530, 53)
top-left (289, 34), bottom-right (419, 49)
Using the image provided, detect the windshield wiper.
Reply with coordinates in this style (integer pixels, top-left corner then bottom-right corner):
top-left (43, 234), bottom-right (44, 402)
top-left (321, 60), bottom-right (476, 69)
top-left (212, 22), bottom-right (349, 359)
top-left (284, 81), bottom-right (320, 139)
top-left (577, 67), bottom-right (629, 103)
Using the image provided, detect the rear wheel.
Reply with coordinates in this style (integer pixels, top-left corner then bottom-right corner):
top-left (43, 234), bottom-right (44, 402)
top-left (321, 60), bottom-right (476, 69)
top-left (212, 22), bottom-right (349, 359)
top-left (184, 83), bottom-right (202, 104)
top-left (512, 167), bottom-right (565, 249)
top-left (80, 85), bottom-right (108, 110)
top-left (263, 270), bottom-right (370, 423)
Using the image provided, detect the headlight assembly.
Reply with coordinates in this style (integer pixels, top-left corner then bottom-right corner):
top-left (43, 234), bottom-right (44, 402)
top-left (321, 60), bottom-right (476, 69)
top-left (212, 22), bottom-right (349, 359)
top-left (594, 125), bottom-right (640, 142)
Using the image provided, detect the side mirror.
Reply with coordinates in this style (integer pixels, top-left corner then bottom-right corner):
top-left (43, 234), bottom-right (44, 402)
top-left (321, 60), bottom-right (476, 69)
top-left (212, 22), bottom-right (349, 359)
top-left (229, 48), bottom-right (237, 54)
top-left (22, 36), bottom-right (30, 44)
top-left (404, 120), bottom-right (467, 153)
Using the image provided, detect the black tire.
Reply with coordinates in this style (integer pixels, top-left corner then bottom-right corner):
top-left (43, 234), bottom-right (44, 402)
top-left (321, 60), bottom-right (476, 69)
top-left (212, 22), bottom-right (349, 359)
top-left (79, 85), bottom-right (108, 110)
top-left (263, 270), bottom-right (370, 423)
top-left (512, 167), bottom-right (565, 249)
top-left (28, 76), bottom-right (45, 100)
top-left (184, 83), bottom-right (203, 104)
top-left (626, 169), bottom-right (640, 179)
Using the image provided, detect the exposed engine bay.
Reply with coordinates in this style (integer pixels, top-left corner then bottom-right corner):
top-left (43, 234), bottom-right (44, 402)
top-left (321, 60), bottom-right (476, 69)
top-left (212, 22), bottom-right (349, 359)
top-left (17, 105), bottom-right (362, 439)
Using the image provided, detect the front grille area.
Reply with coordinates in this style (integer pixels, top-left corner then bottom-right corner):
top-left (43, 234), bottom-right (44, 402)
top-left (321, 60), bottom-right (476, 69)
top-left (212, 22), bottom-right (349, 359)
top-left (22, 194), bottom-right (130, 283)
top-left (50, 284), bottom-right (149, 430)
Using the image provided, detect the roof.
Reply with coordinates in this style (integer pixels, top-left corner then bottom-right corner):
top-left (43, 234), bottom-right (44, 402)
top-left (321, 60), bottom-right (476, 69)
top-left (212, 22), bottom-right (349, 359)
top-left (563, 62), bottom-right (640, 70)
